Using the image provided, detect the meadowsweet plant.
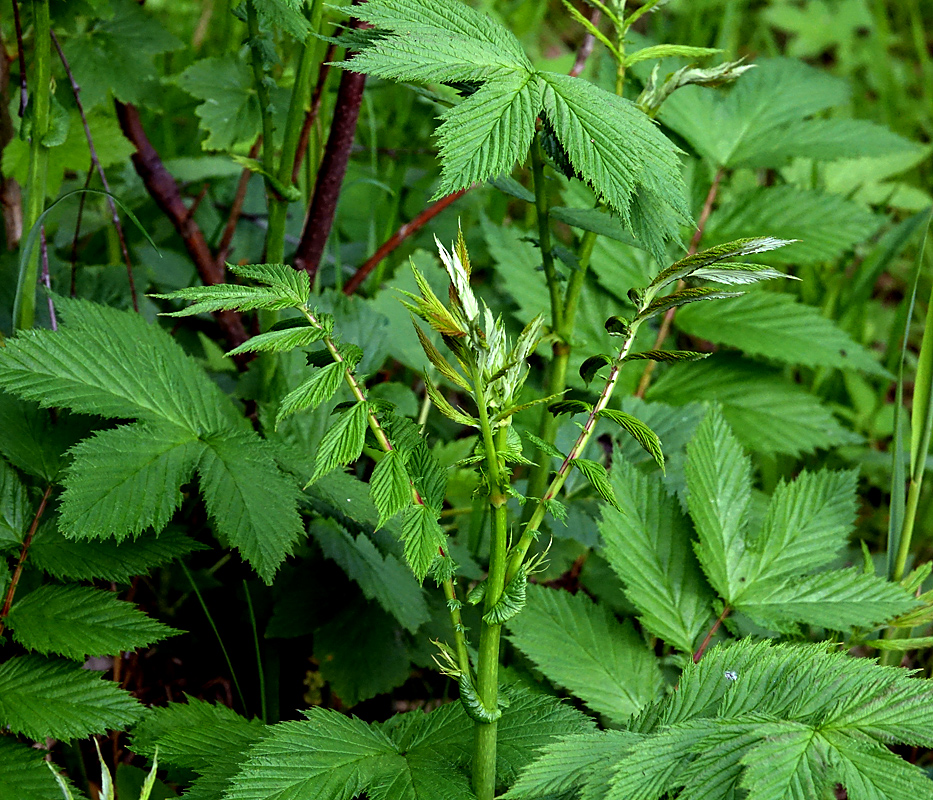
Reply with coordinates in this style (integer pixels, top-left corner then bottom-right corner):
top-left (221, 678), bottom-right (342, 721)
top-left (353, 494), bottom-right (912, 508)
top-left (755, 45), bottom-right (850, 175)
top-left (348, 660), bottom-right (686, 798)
top-left (1, 0), bottom-right (932, 797)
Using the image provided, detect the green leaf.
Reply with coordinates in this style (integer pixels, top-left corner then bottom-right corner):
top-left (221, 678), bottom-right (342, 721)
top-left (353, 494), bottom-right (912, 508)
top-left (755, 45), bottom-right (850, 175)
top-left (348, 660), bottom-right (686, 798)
top-left (706, 186), bottom-right (881, 265)
top-left (0, 297), bottom-right (237, 433)
top-left (482, 570), bottom-right (527, 625)
top-left (638, 288), bottom-right (744, 322)
top-left (175, 55), bottom-right (291, 151)
top-left (62, 0), bottom-right (181, 108)
top-left (738, 568), bottom-right (918, 631)
top-left (316, 604), bottom-right (413, 707)
top-left (676, 291), bottom-right (891, 376)
top-left (580, 354), bottom-right (614, 385)
top-left (57, 422), bottom-right (202, 541)
top-left (400, 504), bottom-right (445, 582)
top-left (309, 401), bottom-right (370, 483)
top-left (0, 738), bottom-right (83, 800)
top-left (600, 458), bottom-right (713, 653)
top-left (252, 0), bottom-right (311, 39)
top-left (434, 73), bottom-right (542, 197)
top-left (646, 356), bottom-right (859, 457)
top-left (622, 350), bottom-right (710, 364)
top-left (310, 520), bottom-right (429, 633)
top-left (7, 584), bottom-right (180, 660)
top-left (540, 72), bottom-right (690, 260)
top-left (0, 655), bottom-right (142, 741)
top-left (155, 285), bottom-right (300, 316)
top-left (683, 407), bottom-right (752, 600)
top-left (550, 206), bottom-right (635, 244)
top-left (506, 585), bottom-right (662, 723)
top-left (370, 449), bottom-right (414, 528)
top-left (0, 458), bottom-right (29, 545)
top-left (522, 431), bottom-right (565, 462)
top-left (424, 378), bottom-right (479, 427)
top-left (624, 44), bottom-right (721, 68)
top-left (224, 707), bottom-right (397, 800)
top-left (198, 432), bottom-right (305, 584)
top-left (597, 409), bottom-right (664, 471)
top-left (29, 527), bottom-right (204, 583)
top-left (572, 458), bottom-right (622, 511)
top-left (227, 325), bottom-right (327, 356)
top-left (277, 361), bottom-right (347, 425)
top-left (0, 394), bottom-right (83, 482)
top-left (659, 57), bottom-right (848, 168)
top-left (130, 697), bottom-right (266, 800)
top-left (503, 730), bottom-right (641, 800)
top-left (648, 236), bottom-right (792, 293)
top-left (826, 732), bottom-right (933, 800)
top-left (350, 0), bottom-right (532, 83)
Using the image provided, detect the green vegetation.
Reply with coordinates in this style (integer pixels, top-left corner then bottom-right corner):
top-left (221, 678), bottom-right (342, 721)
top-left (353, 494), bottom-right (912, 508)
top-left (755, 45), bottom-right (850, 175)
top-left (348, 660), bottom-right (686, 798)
top-left (0, 0), bottom-right (931, 798)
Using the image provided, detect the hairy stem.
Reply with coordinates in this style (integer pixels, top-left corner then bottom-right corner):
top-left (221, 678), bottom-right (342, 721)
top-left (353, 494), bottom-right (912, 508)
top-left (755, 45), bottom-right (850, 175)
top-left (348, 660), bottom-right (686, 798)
top-left (0, 485), bottom-right (52, 636)
top-left (472, 377), bottom-right (510, 800)
top-left (14, 0), bottom-right (51, 330)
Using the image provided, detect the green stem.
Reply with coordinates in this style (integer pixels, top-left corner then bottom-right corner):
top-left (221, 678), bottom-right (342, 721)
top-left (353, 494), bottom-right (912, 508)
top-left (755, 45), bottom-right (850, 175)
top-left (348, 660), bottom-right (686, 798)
top-left (243, 581), bottom-right (268, 723)
top-left (14, 0), bottom-right (51, 331)
top-left (472, 379), bottom-right (509, 800)
top-left (507, 316), bottom-right (642, 583)
top-left (530, 134), bottom-right (562, 332)
top-left (266, 0), bottom-right (324, 264)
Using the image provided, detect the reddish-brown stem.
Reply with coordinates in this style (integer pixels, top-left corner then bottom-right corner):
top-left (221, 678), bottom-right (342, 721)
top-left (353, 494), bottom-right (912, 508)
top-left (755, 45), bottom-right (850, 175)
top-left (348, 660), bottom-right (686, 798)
top-left (293, 12), bottom-right (368, 282)
top-left (0, 485), bottom-right (52, 636)
top-left (570, 8), bottom-right (601, 78)
top-left (114, 100), bottom-right (249, 350)
top-left (343, 188), bottom-right (468, 296)
top-left (693, 605), bottom-right (731, 663)
top-left (52, 31), bottom-right (139, 311)
top-left (291, 42), bottom-right (337, 185)
top-left (217, 139), bottom-right (262, 267)
top-left (635, 167), bottom-right (725, 398)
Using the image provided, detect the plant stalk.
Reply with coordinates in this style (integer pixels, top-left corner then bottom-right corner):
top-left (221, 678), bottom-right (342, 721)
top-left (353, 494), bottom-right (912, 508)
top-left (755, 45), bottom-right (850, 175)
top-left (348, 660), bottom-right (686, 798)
top-left (14, 0), bottom-right (51, 331)
top-left (0, 484), bottom-right (52, 636)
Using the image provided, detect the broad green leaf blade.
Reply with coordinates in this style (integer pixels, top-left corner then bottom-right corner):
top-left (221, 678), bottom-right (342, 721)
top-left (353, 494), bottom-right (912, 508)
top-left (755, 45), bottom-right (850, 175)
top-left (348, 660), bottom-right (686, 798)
top-left (738, 727), bottom-right (823, 800)
top-left (0, 655), bottom-right (142, 741)
top-left (660, 57), bottom-right (847, 168)
top-left (198, 432), bottom-right (304, 584)
top-left (229, 264), bottom-right (311, 306)
top-left (747, 469), bottom-right (858, 583)
top-left (676, 291), bottom-right (890, 376)
top-left (540, 72), bottom-right (690, 258)
top-left (706, 186), bottom-right (880, 265)
top-left (62, 0), bottom-right (182, 108)
top-left (400, 504), bottom-right (445, 582)
top-left (30, 527), bottom-right (204, 583)
top-left (738, 568), bottom-right (918, 631)
top-left (309, 401), bottom-right (370, 483)
top-left (503, 730), bottom-right (641, 800)
top-left (130, 697), bottom-right (266, 800)
top-left (223, 708), bottom-right (397, 800)
top-left (434, 74), bottom-right (541, 197)
top-left (366, 750), bottom-right (473, 800)
top-left (58, 423), bottom-right (202, 541)
top-left (0, 738), bottom-right (82, 800)
top-left (0, 393), bottom-right (83, 482)
top-left (370, 449), bottom-right (414, 528)
top-left (310, 520), bottom-right (430, 633)
top-left (646, 356), bottom-right (859, 457)
top-left (0, 298), bottom-right (237, 432)
top-left (7, 584), bottom-right (180, 660)
top-left (825, 731), bottom-right (933, 800)
top-left (506, 585), bottom-right (663, 723)
top-left (600, 458), bottom-right (713, 653)
top-left (350, 0), bottom-right (531, 82)
top-left (685, 407), bottom-right (752, 601)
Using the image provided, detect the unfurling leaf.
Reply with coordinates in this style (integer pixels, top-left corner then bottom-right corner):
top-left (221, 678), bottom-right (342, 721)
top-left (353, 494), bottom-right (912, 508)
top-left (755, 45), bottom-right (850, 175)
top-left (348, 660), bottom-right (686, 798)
top-left (482, 570), bottom-right (528, 625)
top-left (549, 399), bottom-right (593, 417)
top-left (580, 354), bottom-right (614, 385)
top-left (622, 349), bottom-right (710, 363)
top-left (572, 458), bottom-right (622, 511)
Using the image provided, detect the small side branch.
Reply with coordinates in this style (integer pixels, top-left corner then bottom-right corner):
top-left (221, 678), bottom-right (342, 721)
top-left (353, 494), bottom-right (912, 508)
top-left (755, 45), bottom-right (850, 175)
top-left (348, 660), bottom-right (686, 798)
top-left (0, 485), bottom-right (52, 637)
top-left (693, 605), bottom-right (730, 663)
top-left (114, 101), bottom-right (249, 349)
